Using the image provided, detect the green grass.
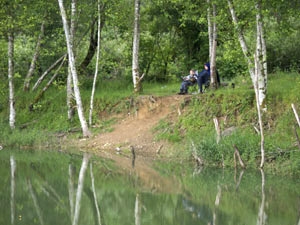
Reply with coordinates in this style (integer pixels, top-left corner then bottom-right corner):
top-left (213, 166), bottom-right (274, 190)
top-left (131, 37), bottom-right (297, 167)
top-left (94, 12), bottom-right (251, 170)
top-left (0, 72), bottom-right (300, 175)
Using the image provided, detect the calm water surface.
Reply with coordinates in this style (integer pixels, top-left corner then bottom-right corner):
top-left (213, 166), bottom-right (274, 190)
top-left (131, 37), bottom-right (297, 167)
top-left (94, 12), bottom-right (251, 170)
top-left (0, 149), bottom-right (299, 225)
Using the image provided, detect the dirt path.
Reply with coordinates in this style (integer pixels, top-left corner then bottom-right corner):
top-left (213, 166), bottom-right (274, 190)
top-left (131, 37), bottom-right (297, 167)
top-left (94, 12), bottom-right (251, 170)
top-left (82, 95), bottom-right (189, 158)
top-left (75, 95), bottom-right (191, 193)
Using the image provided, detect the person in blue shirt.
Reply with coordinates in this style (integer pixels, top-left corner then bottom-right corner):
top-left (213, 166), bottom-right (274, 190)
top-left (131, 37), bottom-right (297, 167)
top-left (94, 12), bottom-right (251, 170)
top-left (197, 62), bottom-right (221, 93)
top-left (178, 69), bottom-right (197, 95)
top-left (196, 62), bottom-right (210, 94)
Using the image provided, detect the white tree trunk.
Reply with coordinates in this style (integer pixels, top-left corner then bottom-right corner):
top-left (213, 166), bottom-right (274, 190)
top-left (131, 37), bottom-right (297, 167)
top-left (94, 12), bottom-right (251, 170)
top-left (8, 32), bottom-right (16, 129)
top-left (72, 153), bottom-right (89, 225)
top-left (67, 0), bottom-right (76, 121)
top-left (209, 3), bottom-right (218, 87)
top-left (255, 53), bottom-right (265, 168)
top-left (207, 0), bottom-right (213, 58)
top-left (58, 0), bottom-right (91, 137)
top-left (132, 0), bottom-right (141, 93)
top-left (24, 21), bottom-right (45, 92)
top-left (228, 0), bottom-right (266, 168)
top-left (89, 0), bottom-right (101, 126)
top-left (256, 0), bottom-right (267, 108)
top-left (227, 0), bottom-right (256, 81)
top-left (10, 156), bottom-right (16, 225)
top-left (255, 0), bottom-right (266, 168)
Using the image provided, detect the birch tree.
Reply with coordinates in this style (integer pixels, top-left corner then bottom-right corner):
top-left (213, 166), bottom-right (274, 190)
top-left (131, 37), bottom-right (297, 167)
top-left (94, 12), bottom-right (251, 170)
top-left (8, 30), bottom-right (16, 129)
top-left (89, 0), bottom-right (101, 126)
top-left (207, 0), bottom-right (218, 88)
top-left (58, 0), bottom-right (91, 137)
top-left (228, 0), bottom-right (267, 168)
top-left (67, 0), bottom-right (76, 121)
top-left (23, 20), bottom-right (45, 92)
top-left (132, 0), bottom-right (143, 93)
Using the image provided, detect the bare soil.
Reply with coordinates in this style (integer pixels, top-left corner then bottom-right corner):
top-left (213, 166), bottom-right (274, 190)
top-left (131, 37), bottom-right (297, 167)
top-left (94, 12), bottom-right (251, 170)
top-left (73, 95), bottom-right (193, 193)
top-left (81, 95), bottom-right (190, 158)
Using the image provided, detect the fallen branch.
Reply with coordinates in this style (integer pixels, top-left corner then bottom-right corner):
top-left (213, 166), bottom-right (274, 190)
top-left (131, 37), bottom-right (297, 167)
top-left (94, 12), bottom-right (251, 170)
top-left (29, 56), bottom-right (66, 111)
top-left (233, 145), bottom-right (246, 169)
top-left (32, 54), bottom-right (67, 91)
top-left (156, 144), bottom-right (163, 154)
top-left (294, 126), bottom-right (300, 151)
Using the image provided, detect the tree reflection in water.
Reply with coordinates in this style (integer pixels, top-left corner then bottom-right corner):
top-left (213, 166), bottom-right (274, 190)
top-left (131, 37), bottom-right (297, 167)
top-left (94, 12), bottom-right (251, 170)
top-left (257, 169), bottom-right (266, 225)
top-left (2, 151), bottom-right (299, 225)
top-left (10, 156), bottom-right (16, 225)
top-left (72, 153), bottom-right (90, 225)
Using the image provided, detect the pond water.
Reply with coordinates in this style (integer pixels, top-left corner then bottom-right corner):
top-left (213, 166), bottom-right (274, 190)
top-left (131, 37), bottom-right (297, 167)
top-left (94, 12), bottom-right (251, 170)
top-left (0, 149), bottom-right (299, 225)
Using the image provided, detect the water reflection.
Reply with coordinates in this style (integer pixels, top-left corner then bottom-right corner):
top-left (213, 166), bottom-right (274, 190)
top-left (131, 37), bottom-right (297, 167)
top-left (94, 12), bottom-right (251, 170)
top-left (257, 169), bottom-right (266, 225)
top-left (0, 150), bottom-right (299, 225)
top-left (90, 163), bottom-right (102, 225)
top-left (73, 153), bottom-right (90, 225)
top-left (10, 156), bottom-right (16, 225)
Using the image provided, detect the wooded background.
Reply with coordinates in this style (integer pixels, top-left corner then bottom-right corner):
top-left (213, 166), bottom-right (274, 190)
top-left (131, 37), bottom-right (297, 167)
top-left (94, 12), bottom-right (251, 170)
top-left (1, 0), bottom-right (299, 83)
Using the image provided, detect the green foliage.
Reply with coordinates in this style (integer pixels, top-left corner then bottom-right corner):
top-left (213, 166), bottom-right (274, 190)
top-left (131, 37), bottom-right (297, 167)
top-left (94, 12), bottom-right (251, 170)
top-left (153, 120), bottom-right (182, 143)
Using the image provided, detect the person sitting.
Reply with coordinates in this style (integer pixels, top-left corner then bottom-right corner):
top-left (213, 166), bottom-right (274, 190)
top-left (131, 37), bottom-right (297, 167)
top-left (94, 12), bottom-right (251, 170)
top-left (196, 62), bottom-right (210, 94)
top-left (178, 69), bottom-right (197, 95)
top-left (197, 62), bottom-right (221, 93)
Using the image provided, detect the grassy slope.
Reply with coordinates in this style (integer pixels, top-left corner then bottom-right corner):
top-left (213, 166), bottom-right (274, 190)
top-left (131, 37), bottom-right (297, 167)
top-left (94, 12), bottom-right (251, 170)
top-left (0, 73), bottom-right (300, 174)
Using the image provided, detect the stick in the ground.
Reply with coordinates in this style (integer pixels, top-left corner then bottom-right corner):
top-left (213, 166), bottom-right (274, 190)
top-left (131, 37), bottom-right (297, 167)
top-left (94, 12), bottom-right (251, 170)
top-left (292, 104), bottom-right (300, 128)
top-left (213, 117), bottom-right (221, 144)
top-left (233, 145), bottom-right (246, 169)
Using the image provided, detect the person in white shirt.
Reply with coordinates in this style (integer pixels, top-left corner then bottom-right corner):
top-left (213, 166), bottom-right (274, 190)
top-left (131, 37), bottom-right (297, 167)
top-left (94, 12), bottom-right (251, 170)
top-left (178, 69), bottom-right (197, 95)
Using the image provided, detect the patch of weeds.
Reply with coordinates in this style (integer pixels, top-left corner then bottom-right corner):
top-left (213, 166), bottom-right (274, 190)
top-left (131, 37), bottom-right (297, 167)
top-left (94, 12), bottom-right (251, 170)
top-left (152, 119), bottom-right (181, 143)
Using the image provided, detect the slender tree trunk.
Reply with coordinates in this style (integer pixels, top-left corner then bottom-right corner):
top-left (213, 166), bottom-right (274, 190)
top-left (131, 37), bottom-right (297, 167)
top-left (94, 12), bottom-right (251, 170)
top-left (132, 0), bottom-right (141, 93)
top-left (8, 32), bottom-right (16, 129)
top-left (58, 0), bottom-right (91, 137)
top-left (228, 0), bottom-right (266, 168)
top-left (227, 0), bottom-right (256, 81)
top-left (256, 0), bottom-right (267, 108)
top-left (255, 0), bottom-right (265, 168)
top-left (29, 56), bottom-right (66, 111)
top-left (32, 54), bottom-right (67, 91)
top-left (209, 3), bottom-right (218, 88)
top-left (89, 0), bottom-right (101, 126)
top-left (67, 0), bottom-right (76, 121)
top-left (79, 18), bottom-right (98, 74)
top-left (90, 163), bottom-right (102, 225)
top-left (24, 21), bottom-right (45, 92)
top-left (72, 154), bottom-right (89, 225)
top-left (207, 0), bottom-right (213, 58)
top-left (10, 156), bottom-right (16, 225)
top-left (292, 104), bottom-right (300, 128)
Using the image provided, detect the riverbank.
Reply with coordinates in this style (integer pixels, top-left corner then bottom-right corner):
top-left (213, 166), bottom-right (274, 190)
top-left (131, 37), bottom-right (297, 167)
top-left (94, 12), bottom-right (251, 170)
top-left (1, 72), bottom-right (300, 176)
